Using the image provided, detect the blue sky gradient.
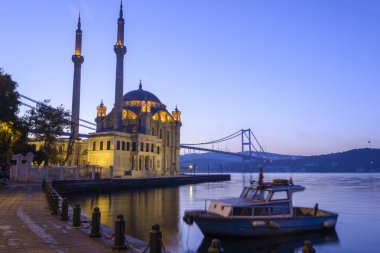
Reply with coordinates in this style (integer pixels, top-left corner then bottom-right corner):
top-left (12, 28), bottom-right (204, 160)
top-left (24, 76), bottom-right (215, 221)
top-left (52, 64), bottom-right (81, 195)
top-left (1, 0), bottom-right (379, 155)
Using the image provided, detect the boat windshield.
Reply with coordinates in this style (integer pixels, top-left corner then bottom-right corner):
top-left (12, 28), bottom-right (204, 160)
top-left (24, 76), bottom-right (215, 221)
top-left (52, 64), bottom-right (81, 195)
top-left (253, 189), bottom-right (270, 201)
top-left (241, 187), bottom-right (270, 201)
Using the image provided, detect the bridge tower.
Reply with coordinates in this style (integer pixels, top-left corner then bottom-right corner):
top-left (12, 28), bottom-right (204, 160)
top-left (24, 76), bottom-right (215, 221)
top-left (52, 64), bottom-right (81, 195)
top-left (241, 129), bottom-right (254, 169)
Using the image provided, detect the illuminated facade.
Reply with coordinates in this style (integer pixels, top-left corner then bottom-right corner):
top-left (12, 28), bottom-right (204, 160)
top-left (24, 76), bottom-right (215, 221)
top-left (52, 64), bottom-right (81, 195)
top-left (29, 3), bottom-right (182, 178)
top-left (87, 3), bottom-right (182, 177)
top-left (89, 80), bottom-right (182, 177)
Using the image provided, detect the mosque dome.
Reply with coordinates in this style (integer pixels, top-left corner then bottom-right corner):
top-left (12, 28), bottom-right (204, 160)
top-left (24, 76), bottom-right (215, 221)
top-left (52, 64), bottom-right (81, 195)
top-left (123, 82), bottom-right (161, 103)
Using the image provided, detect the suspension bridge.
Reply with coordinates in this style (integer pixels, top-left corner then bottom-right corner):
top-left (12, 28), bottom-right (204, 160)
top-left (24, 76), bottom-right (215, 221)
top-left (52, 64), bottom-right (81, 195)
top-left (180, 129), bottom-right (267, 161)
top-left (20, 94), bottom-right (268, 162)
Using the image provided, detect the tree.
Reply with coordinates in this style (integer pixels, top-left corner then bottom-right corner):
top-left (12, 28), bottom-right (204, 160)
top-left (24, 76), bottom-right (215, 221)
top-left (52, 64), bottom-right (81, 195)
top-left (0, 68), bottom-right (20, 123)
top-left (0, 68), bottom-right (32, 168)
top-left (0, 122), bottom-right (22, 168)
top-left (25, 100), bottom-right (71, 165)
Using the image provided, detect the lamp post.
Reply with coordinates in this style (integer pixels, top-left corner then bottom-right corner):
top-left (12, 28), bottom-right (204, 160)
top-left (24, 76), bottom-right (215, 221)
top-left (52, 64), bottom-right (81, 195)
top-left (171, 162), bottom-right (175, 178)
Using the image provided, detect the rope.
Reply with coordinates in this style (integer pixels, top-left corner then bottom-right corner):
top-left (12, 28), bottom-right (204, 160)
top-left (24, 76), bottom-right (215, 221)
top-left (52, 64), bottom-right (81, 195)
top-left (125, 240), bottom-right (145, 253)
top-left (161, 238), bottom-right (169, 253)
top-left (142, 245), bottom-right (149, 253)
top-left (100, 227), bottom-right (115, 240)
top-left (81, 221), bottom-right (92, 229)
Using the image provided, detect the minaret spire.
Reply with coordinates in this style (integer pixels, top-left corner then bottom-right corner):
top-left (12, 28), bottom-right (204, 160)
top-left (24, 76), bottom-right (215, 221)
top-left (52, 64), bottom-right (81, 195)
top-left (116, 1), bottom-right (125, 46)
top-left (113, 2), bottom-right (127, 131)
top-left (71, 13), bottom-right (84, 139)
top-left (119, 0), bottom-right (123, 18)
top-left (74, 12), bottom-right (82, 56)
top-left (77, 12), bottom-right (81, 29)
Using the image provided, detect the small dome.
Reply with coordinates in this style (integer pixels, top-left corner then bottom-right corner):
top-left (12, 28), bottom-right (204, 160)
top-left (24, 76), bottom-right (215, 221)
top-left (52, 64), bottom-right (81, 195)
top-left (123, 82), bottom-right (161, 103)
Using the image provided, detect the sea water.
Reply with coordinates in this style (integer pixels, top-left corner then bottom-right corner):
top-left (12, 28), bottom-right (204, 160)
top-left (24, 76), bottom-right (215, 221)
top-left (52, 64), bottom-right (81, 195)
top-left (68, 173), bottom-right (380, 253)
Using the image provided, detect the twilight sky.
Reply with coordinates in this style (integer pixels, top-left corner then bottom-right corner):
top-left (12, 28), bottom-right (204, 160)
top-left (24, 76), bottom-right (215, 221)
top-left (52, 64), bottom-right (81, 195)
top-left (1, 0), bottom-right (379, 155)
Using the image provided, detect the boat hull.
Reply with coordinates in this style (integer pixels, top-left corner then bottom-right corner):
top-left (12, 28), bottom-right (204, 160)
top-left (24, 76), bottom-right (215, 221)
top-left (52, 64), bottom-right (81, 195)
top-left (184, 209), bottom-right (338, 237)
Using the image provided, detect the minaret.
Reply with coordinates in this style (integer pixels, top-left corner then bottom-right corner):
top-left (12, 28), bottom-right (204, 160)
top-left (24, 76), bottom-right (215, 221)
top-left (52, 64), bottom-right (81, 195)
top-left (71, 13), bottom-right (84, 139)
top-left (113, 1), bottom-right (127, 130)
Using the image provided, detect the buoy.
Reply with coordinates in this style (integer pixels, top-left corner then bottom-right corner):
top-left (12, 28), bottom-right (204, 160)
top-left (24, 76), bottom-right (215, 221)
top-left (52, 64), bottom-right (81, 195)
top-left (323, 220), bottom-right (336, 229)
top-left (252, 221), bottom-right (266, 227)
top-left (268, 220), bottom-right (281, 229)
top-left (252, 220), bottom-right (280, 229)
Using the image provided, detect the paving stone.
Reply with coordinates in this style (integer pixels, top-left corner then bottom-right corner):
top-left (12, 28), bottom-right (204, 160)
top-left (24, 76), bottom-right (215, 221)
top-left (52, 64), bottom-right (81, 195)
top-left (0, 182), bottom-right (147, 253)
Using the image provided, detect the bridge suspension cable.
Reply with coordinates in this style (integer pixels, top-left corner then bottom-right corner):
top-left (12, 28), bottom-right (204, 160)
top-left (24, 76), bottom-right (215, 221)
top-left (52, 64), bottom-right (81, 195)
top-left (20, 101), bottom-right (96, 131)
top-left (19, 94), bottom-right (96, 126)
top-left (181, 129), bottom-right (241, 146)
top-left (19, 94), bottom-right (96, 131)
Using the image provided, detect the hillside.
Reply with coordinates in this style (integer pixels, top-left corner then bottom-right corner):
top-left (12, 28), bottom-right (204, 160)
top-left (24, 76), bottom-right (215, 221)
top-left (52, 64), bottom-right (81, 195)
top-left (180, 148), bottom-right (380, 173)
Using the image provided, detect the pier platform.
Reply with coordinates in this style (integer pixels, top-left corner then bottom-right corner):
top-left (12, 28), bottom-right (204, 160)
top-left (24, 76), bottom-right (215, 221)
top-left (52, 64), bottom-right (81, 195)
top-left (0, 182), bottom-right (147, 253)
top-left (52, 174), bottom-right (231, 194)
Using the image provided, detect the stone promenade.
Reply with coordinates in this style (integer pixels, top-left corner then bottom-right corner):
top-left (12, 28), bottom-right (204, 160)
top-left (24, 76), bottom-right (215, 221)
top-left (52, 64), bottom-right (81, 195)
top-left (0, 182), bottom-right (147, 253)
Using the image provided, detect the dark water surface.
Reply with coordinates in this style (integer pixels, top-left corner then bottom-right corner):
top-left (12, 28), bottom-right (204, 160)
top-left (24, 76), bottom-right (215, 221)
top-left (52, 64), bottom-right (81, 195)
top-left (67, 173), bottom-right (380, 253)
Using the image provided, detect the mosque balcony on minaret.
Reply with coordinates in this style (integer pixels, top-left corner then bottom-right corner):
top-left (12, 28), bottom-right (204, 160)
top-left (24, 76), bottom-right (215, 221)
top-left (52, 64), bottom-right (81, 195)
top-left (72, 54), bottom-right (84, 65)
top-left (114, 44), bottom-right (127, 57)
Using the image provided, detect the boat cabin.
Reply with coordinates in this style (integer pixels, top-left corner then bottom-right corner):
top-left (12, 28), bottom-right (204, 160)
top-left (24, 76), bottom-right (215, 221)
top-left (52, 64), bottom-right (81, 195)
top-left (207, 179), bottom-right (305, 218)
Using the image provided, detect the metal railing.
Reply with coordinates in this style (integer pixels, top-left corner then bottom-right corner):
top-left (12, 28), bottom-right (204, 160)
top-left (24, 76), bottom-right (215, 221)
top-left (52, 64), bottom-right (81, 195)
top-left (204, 199), bottom-right (292, 219)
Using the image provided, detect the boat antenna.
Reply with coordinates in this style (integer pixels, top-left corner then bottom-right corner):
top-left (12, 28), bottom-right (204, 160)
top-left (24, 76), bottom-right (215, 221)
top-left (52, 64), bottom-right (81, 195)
top-left (258, 167), bottom-right (264, 185)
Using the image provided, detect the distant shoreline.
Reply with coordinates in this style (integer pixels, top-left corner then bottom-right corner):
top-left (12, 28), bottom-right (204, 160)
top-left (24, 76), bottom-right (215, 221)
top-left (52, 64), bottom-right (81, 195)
top-left (181, 171), bottom-right (380, 174)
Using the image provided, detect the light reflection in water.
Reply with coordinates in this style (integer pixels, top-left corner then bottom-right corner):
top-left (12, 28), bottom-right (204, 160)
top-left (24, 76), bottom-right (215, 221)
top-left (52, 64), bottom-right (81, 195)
top-left (189, 185), bottom-right (193, 202)
top-left (66, 173), bottom-right (380, 253)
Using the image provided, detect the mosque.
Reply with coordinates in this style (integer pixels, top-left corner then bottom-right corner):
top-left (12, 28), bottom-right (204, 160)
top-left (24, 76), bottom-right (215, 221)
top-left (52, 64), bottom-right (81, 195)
top-left (31, 3), bottom-right (182, 178)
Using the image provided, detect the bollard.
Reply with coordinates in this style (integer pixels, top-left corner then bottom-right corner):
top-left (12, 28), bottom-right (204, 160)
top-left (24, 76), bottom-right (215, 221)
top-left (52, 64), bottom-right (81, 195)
top-left (113, 214), bottom-right (127, 250)
top-left (51, 193), bottom-right (59, 215)
top-left (90, 207), bottom-right (101, 237)
top-left (48, 189), bottom-right (55, 208)
top-left (72, 203), bottom-right (81, 228)
top-left (47, 188), bottom-right (53, 207)
top-left (149, 224), bottom-right (162, 253)
top-left (302, 240), bottom-right (315, 253)
top-left (60, 198), bottom-right (69, 221)
top-left (208, 239), bottom-right (224, 253)
top-left (42, 179), bottom-right (46, 191)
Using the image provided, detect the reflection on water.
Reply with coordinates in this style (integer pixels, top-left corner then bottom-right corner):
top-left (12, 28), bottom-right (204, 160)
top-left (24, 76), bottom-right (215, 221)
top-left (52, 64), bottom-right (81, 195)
top-left (198, 230), bottom-right (339, 253)
top-left (67, 173), bottom-right (380, 253)
top-left (68, 188), bottom-right (181, 251)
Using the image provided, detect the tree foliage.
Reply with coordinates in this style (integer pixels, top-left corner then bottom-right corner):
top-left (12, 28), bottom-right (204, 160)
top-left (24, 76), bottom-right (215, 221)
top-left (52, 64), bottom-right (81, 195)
top-left (0, 68), bottom-right (33, 167)
top-left (25, 100), bottom-right (71, 165)
top-left (0, 68), bottom-right (20, 123)
top-left (0, 122), bottom-right (22, 166)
